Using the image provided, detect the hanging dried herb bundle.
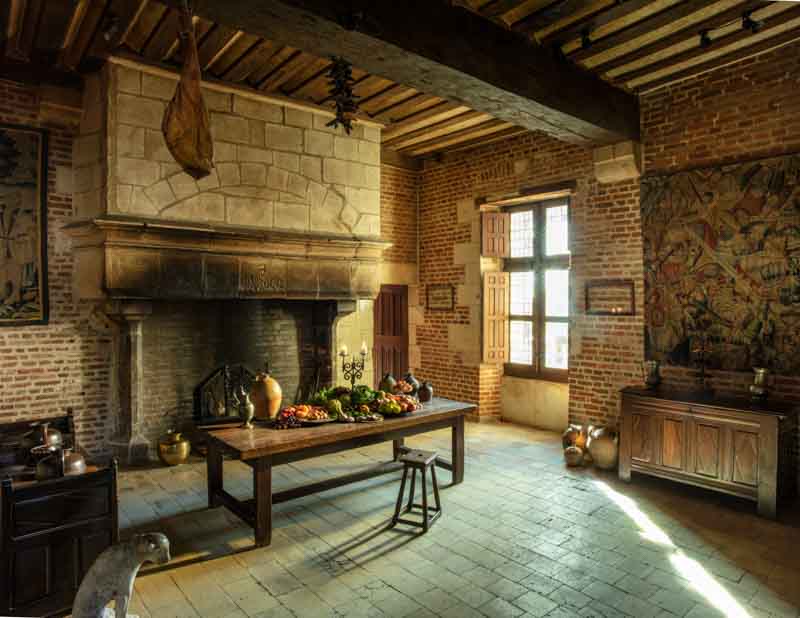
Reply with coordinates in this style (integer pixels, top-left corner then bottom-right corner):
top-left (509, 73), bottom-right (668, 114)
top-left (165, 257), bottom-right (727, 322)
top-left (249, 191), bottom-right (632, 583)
top-left (326, 56), bottom-right (358, 134)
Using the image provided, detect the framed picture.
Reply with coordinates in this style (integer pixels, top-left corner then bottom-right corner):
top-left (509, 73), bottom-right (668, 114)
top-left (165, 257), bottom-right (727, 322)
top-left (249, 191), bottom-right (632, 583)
top-left (0, 124), bottom-right (48, 326)
top-left (426, 284), bottom-right (454, 311)
top-left (585, 279), bottom-right (634, 316)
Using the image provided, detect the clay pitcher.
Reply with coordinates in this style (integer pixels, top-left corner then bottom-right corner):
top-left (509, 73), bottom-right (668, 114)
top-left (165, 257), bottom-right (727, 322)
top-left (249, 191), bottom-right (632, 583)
top-left (250, 366), bottom-right (282, 419)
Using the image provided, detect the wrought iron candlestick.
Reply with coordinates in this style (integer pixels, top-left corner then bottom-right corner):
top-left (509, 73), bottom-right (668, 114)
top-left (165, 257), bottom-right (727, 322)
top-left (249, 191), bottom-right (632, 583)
top-left (340, 346), bottom-right (367, 391)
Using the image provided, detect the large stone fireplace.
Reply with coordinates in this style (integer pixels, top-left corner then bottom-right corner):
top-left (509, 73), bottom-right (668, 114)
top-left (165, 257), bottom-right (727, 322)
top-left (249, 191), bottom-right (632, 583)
top-left (67, 58), bottom-right (387, 462)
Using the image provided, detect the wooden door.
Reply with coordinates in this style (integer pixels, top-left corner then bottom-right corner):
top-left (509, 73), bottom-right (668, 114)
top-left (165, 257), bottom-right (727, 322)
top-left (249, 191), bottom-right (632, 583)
top-left (373, 285), bottom-right (409, 385)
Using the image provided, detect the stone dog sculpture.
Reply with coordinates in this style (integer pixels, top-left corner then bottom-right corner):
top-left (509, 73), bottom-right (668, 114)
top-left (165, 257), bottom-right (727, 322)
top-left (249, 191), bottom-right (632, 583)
top-left (72, 533), bottom-right (171, 618)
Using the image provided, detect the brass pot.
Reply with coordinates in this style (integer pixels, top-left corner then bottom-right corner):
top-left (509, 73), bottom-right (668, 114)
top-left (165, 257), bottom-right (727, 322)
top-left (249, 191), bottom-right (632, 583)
top-left (158, 431), bottom-right (191, 466)
top-left (250, 369), bottom-right (282, 420)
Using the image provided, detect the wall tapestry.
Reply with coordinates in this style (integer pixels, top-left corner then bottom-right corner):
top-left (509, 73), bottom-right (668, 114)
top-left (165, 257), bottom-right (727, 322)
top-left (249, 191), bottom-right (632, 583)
top-left (642, 153), bottom-right (800, 374)
top-left (0, 124), bottom-right (48, 326)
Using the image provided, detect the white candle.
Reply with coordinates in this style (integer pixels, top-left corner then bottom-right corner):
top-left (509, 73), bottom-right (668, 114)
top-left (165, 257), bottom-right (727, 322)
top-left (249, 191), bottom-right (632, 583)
top-left (340, 344), bottom-right (348, 356)
top-left (360, 341), bottom-right (368, 356)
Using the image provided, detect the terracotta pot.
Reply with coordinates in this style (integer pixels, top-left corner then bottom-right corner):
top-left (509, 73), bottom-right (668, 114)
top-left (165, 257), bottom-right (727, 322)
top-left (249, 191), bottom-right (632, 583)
top-left (564, 445), bottom-right (584, 467)
top-left (158, 431), bottom-right (191, 466)
top-left (587, 426), bottom-right (619, 470)
top-left (250, 370), bottom-right (282, 419)
top-left (562, 424), bottom-right (581, 449)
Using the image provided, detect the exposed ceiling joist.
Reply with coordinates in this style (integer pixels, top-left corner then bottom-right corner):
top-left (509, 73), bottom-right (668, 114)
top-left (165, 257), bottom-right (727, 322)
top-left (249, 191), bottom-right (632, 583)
top-left (510, 0), bottom-right (593, 35)
top-left (381, 102), bottom-right (472, 141)
top-left (568, 0), bottom-right (717, 63)
top-left (589, 0), bottom-right (769, 75)
top-left (615, 4), bottom-right (800, 85)
top-left (157, 0), bottom-right (640, 144)
top-left (401, 119), bottom-right (515, 155)
top-left (6, 0), bottom-right (44, 62)
top-left (60, 0), bottom-right (107, 70)
top-left (384, 110), bottom-right (492, 148)
top-left (543, 0), bottom-right (656, 47)
top-left (638, 23), bottom-right (800, 92)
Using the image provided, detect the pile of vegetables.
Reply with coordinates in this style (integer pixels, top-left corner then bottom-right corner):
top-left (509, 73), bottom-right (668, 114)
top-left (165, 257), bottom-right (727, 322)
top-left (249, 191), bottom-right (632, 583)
top-left (304, 383), bottom-right (421, 423)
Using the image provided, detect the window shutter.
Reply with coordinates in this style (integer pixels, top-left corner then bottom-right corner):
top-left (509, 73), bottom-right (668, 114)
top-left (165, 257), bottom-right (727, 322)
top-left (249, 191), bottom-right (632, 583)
top-left (482, 212), bottom-right (510, 257)
top-left (483, 271), bottom-right (509, 364)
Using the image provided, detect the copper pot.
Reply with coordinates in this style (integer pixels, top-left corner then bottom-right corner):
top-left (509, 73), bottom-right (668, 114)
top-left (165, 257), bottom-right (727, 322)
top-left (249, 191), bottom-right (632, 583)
top-left (250, 368), bottom-right (282, 419)
top-left (158, 431), bottom-right (191, 466)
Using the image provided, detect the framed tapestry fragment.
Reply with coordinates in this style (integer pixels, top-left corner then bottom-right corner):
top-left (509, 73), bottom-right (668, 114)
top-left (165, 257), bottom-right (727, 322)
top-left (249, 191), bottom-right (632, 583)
top-left (642, 153), bottom-right (800, 374)
top-left (0, 124), bottom-right (48, 326)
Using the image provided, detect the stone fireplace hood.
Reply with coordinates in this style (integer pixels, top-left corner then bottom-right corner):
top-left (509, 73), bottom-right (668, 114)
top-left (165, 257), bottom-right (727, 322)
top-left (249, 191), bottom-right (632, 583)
top-left (66, 216), bottom-right (391, 301)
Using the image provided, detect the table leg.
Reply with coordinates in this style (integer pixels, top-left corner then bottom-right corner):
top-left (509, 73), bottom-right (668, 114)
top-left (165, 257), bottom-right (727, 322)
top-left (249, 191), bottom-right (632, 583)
top-left (393, 438), bottom-right (405, 461)
top-left (207, 439), bottom-right (223, 508)
top-left (254, 456), bottom-right (273, 547)
top-left (452, 416), bottom-right (464, 485)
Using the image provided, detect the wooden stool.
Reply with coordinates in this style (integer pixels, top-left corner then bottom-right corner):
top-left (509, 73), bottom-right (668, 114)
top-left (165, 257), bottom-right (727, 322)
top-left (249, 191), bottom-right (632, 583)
top-left (391, 449), bottom-right (441, 532)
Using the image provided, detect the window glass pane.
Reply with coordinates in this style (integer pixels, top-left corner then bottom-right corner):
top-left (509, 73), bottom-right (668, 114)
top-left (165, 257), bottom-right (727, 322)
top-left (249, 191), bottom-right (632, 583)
top-left (510, 210), bottom-right (534, 257)
top-left (510, 271), bottom-right (534, 316)
top-left (509, 320), bottom-right (533, 364)
top-left (545, 269), bottom-right (569, 317)
top-left (545, 322), bottom-right (569, 369)
top-left (546, 204), bottom-right (569, 256)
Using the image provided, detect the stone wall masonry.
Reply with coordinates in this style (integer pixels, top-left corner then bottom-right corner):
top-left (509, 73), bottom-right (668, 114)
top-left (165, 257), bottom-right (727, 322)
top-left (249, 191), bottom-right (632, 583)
top-left (105, 63), bottom-right (381, 238)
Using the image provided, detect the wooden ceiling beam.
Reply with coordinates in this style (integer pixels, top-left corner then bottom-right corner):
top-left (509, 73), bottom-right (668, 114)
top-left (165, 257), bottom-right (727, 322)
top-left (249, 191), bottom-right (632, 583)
top-left (541, 0), bottom-right (656, 47)
top-left (208, 32), bottom-right (259, 77)
top-left (438, 126), bottom-right (529, 154)
top-left (196, 24), bottom-right (240, 70)
top-left (142, 6), bottom-right (180, 60)
top-left (124, 1), bottom-right (165, 53)
top-left (479, 0), bottom-right (531, 19)
top-left (509, 0), bottom-right (588, 35)
top-left (359, 85), bottom-right (419, 115)
top-left (60, 0), bottom-right (107, 70)
top-left (383, 110), bottom-right (492, 148)
top-left (258, 51), bottom-right (317, 92)
top-left (247, 45), bottom-right (296, 85)
top-left (87, 0), bottom-right (150, 59)
top-left (568, 0), bottom-right (717, 63)
top-left (281, 56), bottom-right (331, 94)
top-left (370, 93), bottom-right (444, 124)
top-left (6, 0), bottom-right (44, 62)
top-left (615, 4), bottom-right (800, 84)
top-left (590, 0), bottom-right (769, 75)
top-left (400, 119), bottom-right (515, 155)
top-left (156, 0), bottom-right (640, 144)
top-left (637, 26), bottom-right (800, 92)
top-left (223, 39), bottom-right (279, 82)
top-left (381, 101), bottom-right (472, 141)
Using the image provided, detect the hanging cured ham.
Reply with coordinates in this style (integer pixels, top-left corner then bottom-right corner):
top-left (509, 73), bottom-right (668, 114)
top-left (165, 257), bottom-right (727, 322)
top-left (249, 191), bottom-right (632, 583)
top-left (162, 3), bottom-right (213, 179)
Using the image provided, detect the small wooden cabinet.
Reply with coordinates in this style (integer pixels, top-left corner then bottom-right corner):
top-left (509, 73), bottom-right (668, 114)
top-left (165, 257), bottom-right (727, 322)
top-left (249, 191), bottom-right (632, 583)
top-left (620, 387), bottom-right (798, 518)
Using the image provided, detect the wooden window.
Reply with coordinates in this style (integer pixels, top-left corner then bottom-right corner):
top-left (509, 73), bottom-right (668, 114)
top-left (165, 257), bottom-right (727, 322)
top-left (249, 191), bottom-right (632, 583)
top-left (503, 199), bottom-right (570, 381)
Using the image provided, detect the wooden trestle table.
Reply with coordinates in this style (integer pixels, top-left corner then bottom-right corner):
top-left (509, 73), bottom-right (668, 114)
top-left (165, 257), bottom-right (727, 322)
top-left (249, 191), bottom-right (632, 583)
top-left (205, 398), bottom-right (475, 546)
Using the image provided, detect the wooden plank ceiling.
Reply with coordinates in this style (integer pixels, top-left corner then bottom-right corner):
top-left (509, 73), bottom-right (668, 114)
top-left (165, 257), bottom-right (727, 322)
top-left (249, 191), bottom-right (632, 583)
top-left (465, 0), bottom-right (800, 93)
top-left (3, 0), bottom-right (798, 157)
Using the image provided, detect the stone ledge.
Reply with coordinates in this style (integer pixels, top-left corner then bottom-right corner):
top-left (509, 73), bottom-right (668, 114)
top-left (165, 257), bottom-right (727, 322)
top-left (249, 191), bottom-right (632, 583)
top-left (65, 216), bottom-right (391, 302)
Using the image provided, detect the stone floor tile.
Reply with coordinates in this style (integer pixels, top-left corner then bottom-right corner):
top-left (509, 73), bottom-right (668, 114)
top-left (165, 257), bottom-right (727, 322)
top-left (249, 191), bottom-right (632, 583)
top-left (486, 577), bottom-right (529, 602)
top-left (480, 596), bottom-right (527, 618)
top-left (513, 591), bottom-right (559, 617)
top-left (452, 584), bottom-right (498, 608)
top-left (547, 584), bottom-right (591, 610)
top-left (415, 587), bottom-right (461, 613)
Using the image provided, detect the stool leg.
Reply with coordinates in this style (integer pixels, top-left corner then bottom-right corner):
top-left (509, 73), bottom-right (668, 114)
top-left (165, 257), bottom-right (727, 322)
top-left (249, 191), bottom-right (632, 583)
top-left (421, 467), bottom-right (429, 532)
top-left (392, 465), bottom-right (408, 526)
top-left (406, 468), bottom-right (416, 513)
top-left (431, 464), bottom-right (441, 512)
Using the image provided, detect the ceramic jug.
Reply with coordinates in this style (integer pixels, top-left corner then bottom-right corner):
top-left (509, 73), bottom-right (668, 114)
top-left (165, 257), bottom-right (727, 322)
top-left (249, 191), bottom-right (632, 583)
top-left (250, 364), bottom-right (282, 419)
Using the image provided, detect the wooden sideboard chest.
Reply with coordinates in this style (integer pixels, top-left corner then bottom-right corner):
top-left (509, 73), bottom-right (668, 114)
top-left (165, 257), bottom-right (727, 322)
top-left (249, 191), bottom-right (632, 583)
top-left (619, 387), bottom-right (798, 518)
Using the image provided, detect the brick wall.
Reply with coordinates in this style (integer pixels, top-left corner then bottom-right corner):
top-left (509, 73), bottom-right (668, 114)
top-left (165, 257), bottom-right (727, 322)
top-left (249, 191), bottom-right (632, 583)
top-left (380, 165), bottom-right (418, 265)
top-left (642, 39), bottom-right (800, 174)
top-left (414, 133), bottom-right (641, 422)
top-left (0, 80), bottom-right (113, 459)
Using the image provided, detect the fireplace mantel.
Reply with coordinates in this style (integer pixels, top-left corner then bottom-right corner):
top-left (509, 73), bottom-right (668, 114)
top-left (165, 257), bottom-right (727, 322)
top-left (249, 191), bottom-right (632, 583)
top-left (66, 216), bottom-right (391, 301)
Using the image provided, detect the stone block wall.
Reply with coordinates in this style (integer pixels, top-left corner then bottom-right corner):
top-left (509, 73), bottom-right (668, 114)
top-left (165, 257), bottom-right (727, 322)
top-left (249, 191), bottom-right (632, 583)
top-left (81, 61), bottom-right (382, 238)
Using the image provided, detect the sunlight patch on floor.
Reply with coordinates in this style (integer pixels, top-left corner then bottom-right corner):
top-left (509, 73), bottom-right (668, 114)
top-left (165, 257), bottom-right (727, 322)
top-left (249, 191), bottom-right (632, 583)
top-left (593, 480), bottom-right (752, 618)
